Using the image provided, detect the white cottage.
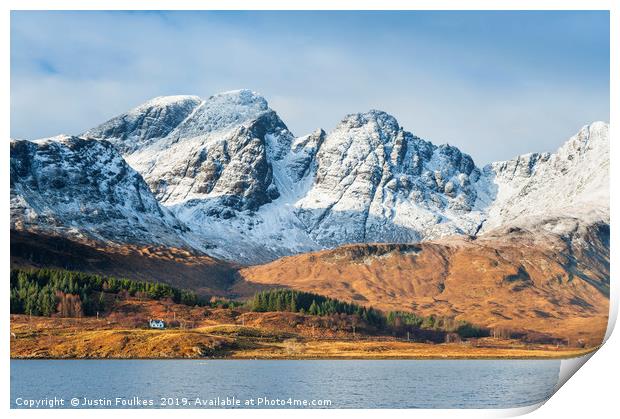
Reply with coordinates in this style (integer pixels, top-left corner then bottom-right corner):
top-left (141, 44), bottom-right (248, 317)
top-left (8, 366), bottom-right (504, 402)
top-left (149, 319), bottom-right (165, 329)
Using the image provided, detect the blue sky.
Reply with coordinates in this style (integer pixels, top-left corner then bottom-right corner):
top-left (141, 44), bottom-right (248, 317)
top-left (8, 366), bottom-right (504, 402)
top-left (11, 11), bottom-right (609, 164)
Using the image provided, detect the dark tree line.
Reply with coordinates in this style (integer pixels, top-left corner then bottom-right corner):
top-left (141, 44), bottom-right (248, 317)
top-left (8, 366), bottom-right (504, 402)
top-left (248, 289), bottom-right (385, 328)
top-left (248, 289), bottom-right (489, 339)
top-left (10, 268), bottom-right (490, 340)
top-left (386, 311), bottom-right (489, 338)
top-left (10, 268), bottom-right (201, 317)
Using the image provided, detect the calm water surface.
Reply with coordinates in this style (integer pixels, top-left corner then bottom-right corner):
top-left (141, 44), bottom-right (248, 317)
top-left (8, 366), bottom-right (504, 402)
top-left (11, 359), bottom-right (560, 409)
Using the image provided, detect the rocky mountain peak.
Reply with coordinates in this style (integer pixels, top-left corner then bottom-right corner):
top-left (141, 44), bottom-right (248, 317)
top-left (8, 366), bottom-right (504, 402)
top-left (82, 95), bottom-right (202, 155)
top-left (291, 110), bottom-right (486, 250)
top-left (481, 121), bottom-right (609, 232)
top-left (338, 110), bottom-right (400, 135)
top-left (137, 90), bottom-right (276, 157)
top-left (133, 94), bottom-right (202, 112)
top-left (10, 136), bottom-right (191, 249)
top-left (83, 90), bottom-right (272, 157)
top-left (116, 90), bottom-right (294, 216)
top-left (555, 121), bottom-right (608, 161)
top-left (207, 89), bottom-right (268, 109)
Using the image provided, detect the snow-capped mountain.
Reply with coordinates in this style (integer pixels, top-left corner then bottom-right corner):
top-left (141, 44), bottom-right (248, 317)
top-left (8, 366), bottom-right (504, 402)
top-left (10, 135), bottom-right (192, 249)
top-left (10, 90), bottom-right (609, 264)
top-left (295, 110), bottom-right (487, 246)
top-left (124, 90), bottom-right (297, 212)
top-left (481, 121), bottom-right (609, 232)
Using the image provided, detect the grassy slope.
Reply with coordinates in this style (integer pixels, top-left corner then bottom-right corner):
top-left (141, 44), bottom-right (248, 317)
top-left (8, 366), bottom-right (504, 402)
top-left (10, 230), bottom-right (239, 297)
top-left (11, 226), bottom-right (610, 355)
top-left (240, 229), bottom-right (610, 346)
top-left (10, 315), bottom-right (594, 359)
top-left (10, 292), bottom-right (596, 360)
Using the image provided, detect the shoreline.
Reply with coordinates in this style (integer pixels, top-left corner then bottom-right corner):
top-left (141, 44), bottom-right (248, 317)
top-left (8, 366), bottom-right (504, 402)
top-left (11, 341), bottom-right (596, 361)
top-left (11, 314), bottom-right (601, 362)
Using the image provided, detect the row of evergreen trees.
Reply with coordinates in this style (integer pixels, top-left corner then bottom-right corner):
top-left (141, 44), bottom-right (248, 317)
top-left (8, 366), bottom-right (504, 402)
top-left (10, 268), bottom-right (490, 339)
top-left (386, 311), bottom-right (489, 338)
top-left (10, 268), bottom-right (201, 317)
top-left (249, 289), bottom-right (489, 338)
top-left (248, 289), bottom-right (385, 328)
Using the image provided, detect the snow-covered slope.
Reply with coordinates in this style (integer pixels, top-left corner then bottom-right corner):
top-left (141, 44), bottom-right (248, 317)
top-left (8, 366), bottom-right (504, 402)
top-left (480, 121), bottom-right (609, 233)
top-left (127, 90), bottom-right (296, 211)
top-left (11, 89), bottom-right (609, 264)
top-left (10, 135), bottom-right (192, 249)
top-left (82, 95), bottom-right (202, 155)
top-left (295, 110), bottom-right (486, 246)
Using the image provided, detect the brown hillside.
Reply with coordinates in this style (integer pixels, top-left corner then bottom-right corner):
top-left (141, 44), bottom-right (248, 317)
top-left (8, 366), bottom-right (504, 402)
top-left (239, 222), bottom-right (610, 346)
top-left (10, 230), bottom-right (238, 297)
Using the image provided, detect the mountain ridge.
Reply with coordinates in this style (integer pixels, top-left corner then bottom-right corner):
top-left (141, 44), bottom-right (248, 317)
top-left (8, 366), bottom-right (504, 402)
top-left (10, 135), bottom-right (194, 250)
top-left (10, 90), bottom-right (609, 264)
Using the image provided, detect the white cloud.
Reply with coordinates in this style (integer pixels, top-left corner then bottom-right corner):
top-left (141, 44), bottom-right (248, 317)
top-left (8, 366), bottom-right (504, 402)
top-left (10, 11), bottom-right (609, 164)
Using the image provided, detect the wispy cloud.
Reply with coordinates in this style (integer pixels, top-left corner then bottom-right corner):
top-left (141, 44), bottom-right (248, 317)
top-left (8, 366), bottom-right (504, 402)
top-left (10, 11), bottom-right (609, 164)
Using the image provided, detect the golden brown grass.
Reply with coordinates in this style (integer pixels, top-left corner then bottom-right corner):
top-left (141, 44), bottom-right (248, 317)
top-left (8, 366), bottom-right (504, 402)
top-left (229, 340), bottom-right (595, 360)
top-left (10, 315), bottom-right (595, 360)
top-left (240, 233), bottom-right (609, 347)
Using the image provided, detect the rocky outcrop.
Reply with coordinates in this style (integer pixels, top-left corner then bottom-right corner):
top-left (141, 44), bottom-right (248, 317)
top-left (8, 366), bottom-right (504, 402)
top-left (124, 90), bottom-right (295, 214)
top-left (481, 121), bottom-right (609, 231)
top-left (82, 95), bottom-right (202, 155)
top-left (295, 110), bottom-right (484, 247)
top-left (10, 135), bottom-right (191, 249)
